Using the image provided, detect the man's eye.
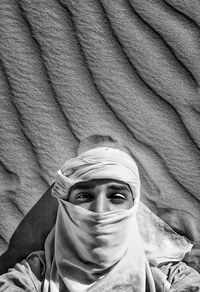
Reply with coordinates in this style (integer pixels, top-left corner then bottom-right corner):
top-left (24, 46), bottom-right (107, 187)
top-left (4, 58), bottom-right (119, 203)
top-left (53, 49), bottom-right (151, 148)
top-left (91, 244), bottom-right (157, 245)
top-left (110, 193), bottom-right (126, 203)
top-left (76, 193), bottom-right (91, 201)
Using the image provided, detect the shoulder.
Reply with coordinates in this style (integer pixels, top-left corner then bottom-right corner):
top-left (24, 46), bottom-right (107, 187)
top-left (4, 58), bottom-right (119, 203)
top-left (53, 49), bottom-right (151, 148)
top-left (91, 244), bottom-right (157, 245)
top-left (26, 251), bottom-right (46, 282)
top-left (159, 261), bottom-right (200, 291)
top-left (0, 251), bottom-right (46, 292)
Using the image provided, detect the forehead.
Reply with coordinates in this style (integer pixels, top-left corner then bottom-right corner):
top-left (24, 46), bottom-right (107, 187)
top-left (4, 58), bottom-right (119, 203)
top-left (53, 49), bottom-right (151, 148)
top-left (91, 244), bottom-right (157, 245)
top-left (71, 179), bottom-right (131, 191)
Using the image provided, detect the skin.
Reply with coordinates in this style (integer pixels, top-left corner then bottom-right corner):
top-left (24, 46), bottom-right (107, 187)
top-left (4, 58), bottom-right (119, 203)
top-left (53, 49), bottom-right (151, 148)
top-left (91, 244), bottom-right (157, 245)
top-left (69, 179), bottom-right (134, 212)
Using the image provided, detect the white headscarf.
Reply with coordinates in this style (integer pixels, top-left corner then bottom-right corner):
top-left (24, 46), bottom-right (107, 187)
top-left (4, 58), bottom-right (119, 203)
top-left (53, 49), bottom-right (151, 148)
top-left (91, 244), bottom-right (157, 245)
top-left (42, 147), bottom-right (192, 292)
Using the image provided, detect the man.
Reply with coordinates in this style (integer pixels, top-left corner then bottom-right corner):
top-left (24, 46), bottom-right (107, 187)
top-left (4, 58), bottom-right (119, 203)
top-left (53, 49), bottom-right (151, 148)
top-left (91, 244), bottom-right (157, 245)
top-left (0, 146), bottom-right (200, 291)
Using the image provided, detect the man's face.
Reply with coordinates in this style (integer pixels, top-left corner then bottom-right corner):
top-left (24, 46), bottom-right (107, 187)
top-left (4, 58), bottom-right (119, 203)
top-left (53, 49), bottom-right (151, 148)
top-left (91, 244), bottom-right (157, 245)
top-left (69, 179), bottom-right (134, 212)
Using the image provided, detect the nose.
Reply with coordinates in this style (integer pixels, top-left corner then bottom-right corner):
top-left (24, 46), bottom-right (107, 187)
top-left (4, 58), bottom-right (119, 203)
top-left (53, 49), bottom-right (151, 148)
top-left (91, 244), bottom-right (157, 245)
top-left (92, 192), bottom-right (108, 213)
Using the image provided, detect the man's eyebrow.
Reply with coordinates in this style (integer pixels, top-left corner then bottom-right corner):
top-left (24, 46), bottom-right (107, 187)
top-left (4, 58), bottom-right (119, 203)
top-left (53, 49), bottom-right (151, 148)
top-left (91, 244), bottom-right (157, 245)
top-left (71, 181), bottom-right (131, 191)
top-left (71, 183), bottom-right (94, 191)
top-left (107, 185), bottom-right (130, 192)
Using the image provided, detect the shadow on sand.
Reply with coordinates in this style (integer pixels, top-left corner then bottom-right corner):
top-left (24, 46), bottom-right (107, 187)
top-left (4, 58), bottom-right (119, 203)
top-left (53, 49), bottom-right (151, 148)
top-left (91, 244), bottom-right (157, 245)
top-left (0, 184), bottom-right (58, 275)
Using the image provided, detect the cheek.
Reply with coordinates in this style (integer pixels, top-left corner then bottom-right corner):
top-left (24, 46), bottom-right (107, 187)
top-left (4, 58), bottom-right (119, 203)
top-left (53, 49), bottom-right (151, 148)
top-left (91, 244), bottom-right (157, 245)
top-left (122, 198), bottom-right (134, 210)
top-left (110, 200), bottom-right (133, 211)
top-left (76, 202), bottom-right (92, 211)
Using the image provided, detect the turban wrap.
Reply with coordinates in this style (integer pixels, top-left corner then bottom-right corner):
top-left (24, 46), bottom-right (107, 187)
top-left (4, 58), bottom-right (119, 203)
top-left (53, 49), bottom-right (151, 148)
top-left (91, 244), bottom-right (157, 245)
top-left (41, 147), bottom-right (192, 292)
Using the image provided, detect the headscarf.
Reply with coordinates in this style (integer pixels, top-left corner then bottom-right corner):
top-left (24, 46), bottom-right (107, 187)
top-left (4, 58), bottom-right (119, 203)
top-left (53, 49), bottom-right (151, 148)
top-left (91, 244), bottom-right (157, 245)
top-left (42, 147), bottom-right (192, 292)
